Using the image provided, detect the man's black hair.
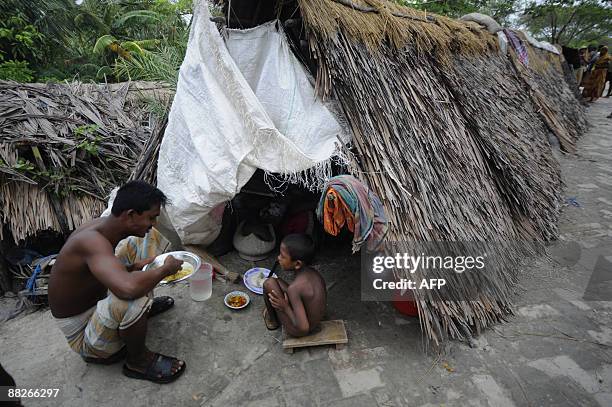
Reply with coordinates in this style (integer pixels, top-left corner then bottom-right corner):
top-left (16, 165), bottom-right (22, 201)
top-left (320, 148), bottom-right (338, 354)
top-left (282, 234), bottom-right (315, 265)
top-left (111, 180), bottom-right (168, 216)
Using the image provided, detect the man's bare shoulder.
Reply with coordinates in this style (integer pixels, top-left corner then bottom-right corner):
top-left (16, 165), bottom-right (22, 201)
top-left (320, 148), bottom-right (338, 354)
top-left (71, 217), bottom-right (104, 235)
top-left (64, 225), bottom-right (112, 255)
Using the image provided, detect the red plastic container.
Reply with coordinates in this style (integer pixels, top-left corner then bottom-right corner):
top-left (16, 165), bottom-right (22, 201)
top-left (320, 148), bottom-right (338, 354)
top-left (392, 290), bottom-right (419, 317)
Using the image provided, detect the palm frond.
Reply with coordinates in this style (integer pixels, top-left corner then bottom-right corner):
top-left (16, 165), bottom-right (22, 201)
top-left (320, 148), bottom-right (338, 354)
top-left (133, 39), bottom-right (161, 50)
top-left (93, 34), bottom-right (117, 55)
top-left (95, 65), bottom-right (113, 80)
top-left (113, 45), bottom-right (184, 88)
top-left (120, 41), bottom-right (145, 56)
top-left (114, 10), bottom-right (163, 27)
top-left (74, 10), bottom-right (110, 33)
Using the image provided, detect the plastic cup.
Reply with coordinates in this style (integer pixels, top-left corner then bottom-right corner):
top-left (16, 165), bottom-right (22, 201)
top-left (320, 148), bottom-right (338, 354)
top-left (190, 263), bottom-right (213, 301)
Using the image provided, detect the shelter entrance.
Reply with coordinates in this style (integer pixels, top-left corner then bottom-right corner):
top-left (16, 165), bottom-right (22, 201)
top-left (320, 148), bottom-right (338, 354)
top-left (206, 168), bottom-right (353, 262)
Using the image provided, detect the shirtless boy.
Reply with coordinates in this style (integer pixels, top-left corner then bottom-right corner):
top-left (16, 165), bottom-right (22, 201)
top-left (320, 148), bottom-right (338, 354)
top-left (48, 181), bottom-right (186, 383)
top-left (263, 234), bottom-right (327, 337)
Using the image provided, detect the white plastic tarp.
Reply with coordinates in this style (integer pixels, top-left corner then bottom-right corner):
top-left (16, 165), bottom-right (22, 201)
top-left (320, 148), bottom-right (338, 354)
top-left (157, 1), bottom-right (345, 245)
top-left (460, 13), bottom-right (502, 34)
top-left (497, 31), bottom-right (508, 56)
top-left (522, 31), bottom-right (560, 55)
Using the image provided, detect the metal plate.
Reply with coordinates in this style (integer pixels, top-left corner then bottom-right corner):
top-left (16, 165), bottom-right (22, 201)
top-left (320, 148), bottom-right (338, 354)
top-left (143, 251), bottom-right (201, 285)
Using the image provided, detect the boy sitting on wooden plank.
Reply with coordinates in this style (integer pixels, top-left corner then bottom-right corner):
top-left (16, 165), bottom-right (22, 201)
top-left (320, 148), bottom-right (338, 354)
top-left (263, 234), bottom-right (327, 337)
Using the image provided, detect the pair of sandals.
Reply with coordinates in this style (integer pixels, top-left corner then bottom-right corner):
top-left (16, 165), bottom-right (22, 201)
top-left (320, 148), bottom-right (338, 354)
top-left (83, 296), bottom-right (186, 384)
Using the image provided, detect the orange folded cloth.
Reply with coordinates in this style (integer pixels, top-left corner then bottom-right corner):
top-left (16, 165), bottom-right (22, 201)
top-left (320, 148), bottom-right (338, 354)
top-left (323, 189), bottom-right (355, 236)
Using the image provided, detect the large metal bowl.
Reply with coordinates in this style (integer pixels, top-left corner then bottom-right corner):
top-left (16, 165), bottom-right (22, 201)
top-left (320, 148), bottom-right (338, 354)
top-left (143, 251), bottom-right (201, 284)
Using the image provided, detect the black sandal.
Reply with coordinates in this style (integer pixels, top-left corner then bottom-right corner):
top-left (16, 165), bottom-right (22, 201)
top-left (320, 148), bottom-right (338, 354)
top-left (83, 347), bottom-right (127, 365)
top-left (149, 296), bottom-right (174, 318)
top-left (122, 353), bottom-right (186, 384)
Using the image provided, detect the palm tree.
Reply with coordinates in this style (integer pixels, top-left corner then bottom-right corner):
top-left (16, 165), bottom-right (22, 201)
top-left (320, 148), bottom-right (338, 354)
top-left (1, 0), bottom-right (191, 83)
top-left (84, 2), bottom-right (189, 84)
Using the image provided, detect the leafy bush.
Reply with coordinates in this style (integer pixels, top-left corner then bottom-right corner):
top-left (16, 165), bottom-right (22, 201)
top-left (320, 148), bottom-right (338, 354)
top-left (0, 60), bottom-right (34, 82)
top-left (0, 15), bottom-right (47, 63)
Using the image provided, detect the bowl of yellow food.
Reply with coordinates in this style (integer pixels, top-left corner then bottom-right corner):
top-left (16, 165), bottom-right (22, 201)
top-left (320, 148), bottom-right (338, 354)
top-left (143, 251), bottom-right (201, 285)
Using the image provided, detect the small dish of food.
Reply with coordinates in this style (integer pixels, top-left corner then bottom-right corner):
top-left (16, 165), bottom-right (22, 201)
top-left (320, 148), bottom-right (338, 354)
top-left (224, 290), bottom-right (250, 310)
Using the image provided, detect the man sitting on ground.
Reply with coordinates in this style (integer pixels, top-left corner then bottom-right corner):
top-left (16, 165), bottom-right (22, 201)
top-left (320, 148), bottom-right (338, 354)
top-left (263, 234), bottom-right (327, 337)
top-left (49, 181), bottom-right (186, 384)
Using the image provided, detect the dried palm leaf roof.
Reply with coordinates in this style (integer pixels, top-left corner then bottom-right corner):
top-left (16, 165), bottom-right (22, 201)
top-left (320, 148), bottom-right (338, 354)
top-left (509, 34), bottom-right (587, 153)
top-left (297, 0), bottom-right (498, 61)
top-left (290, 2), bottom-right (587, 344)
top-left (0, 81), bottom-right (171, 243)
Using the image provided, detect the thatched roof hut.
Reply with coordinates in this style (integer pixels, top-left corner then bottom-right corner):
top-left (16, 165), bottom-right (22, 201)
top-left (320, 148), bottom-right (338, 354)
top-left (0, 0), bottom-right (587, 344)
top-left (218, 0), bottom-right (586, 344)
top-left (0, 81), bottom-right (171, 244)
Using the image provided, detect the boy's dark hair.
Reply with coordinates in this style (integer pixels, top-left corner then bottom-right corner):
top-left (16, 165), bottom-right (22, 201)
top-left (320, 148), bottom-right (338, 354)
top-left (282, 234), bottom-right (315, 265)
top-left (111, 180), bottom-right (167, 216)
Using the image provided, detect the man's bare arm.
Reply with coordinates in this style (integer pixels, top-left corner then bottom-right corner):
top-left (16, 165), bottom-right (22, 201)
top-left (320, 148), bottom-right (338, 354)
top-left (126, 257), bottom-right (155, 272)
top-left (83, 233), bottom-right (177, 300)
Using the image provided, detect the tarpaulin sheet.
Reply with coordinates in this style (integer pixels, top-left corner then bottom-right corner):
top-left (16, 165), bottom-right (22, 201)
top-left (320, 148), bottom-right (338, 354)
top-left (158, 1), bottom-right (345, 244)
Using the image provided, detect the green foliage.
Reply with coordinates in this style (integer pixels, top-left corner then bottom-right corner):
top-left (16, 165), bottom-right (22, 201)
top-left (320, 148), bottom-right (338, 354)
top-left (1, 0), bottom-right (191, 83)
top-left (402, 0), bottom-right (520, 24)
top-left (0, 0), bottom-right (605, 85)
top-left (120, 41), bottom-right (146, 56)
top-left (95, 65), bottom-right (113, 81)
top-left (75, 124), bottom-right (102, 156)
top-left (521, 0), bottom-right (612, 46)
top-left (132, 39), bottom-right (161, 51)
top-left (93, 34), bottom-right (118, 56)
top-left (113, 41), bottom-right (186, 88)
top-left (77, 139), bottom-right (101, 156)
top-left (6, 155), bottom-right (75, 196)
top-left (12, 158), bottom-right (35, 172)
top-left (0, 15), bottom-right (46, 63)
top-left (404, 0), bottom-right (485, 17)
top-left (479, 0), bottom-right (521, 26)
top-left (0, 0), bottom-right (77, 80)
top-left (74, 124), bottom-right (100, 136)
top-left (0, 60), bottom-right (34, 82)
top-left (142, 96), bottom-right (171, 118)
top-left (114, 10), bottom-right (164, 27)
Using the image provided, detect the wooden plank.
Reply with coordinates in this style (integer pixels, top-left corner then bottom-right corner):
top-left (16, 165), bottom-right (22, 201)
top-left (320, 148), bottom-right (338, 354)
top-left (282, 320), bottom-right (348, 350)
top-left (185, 244), bottom-right (241, 283)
